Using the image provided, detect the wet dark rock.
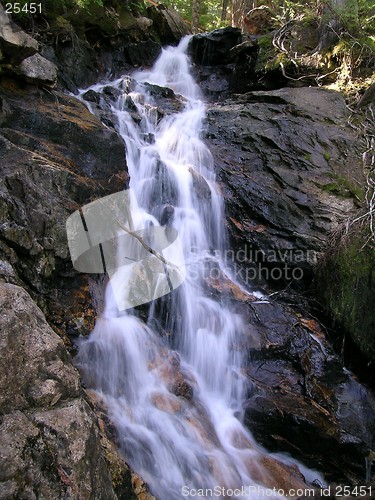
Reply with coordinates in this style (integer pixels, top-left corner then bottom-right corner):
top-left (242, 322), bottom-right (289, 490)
top-left (229, 39), bottom-right (258, 59)
top-left (141, 82), bottom-right (184, 115)
top-left (103, 85), bottom-right (123, 100)
top-left (52, 35), bottom-right (101, 91)
top-left (189, 167), bottom-right (212, 201)
top-left (82, 89), bottom-right (100, 104)
top-left (160, 205), bottom-right (175, 226)
top-left (147, 4), bottom-right (190, 46)
top-left (124, 95), bottom-right (138, 112)
top-left (144, 82), bottom-right (175, 98)
top-left (0, 80), bottom-right (127, 337)
top-left (238, 298), bottom-right (375, 485)
top-left (188, 29), bottom-right (259, 96)
top-left (189, 27), bottom-right (242, 66)
top-left (124, 39), bottom-right (161, 68)
top-left (206, 87), bottom-right (362, 292)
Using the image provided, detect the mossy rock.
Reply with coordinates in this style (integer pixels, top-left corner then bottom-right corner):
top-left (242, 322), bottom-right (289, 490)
top-left (42, 0), bottom-right (140, 36)
top-left (322, 172), bottom-right (365, 201)
top-left (255, 34), bottom-right (278, 73)
top-left (316, 223), bottom-right (375, 363)
top-left (254, 34), bottom-right (296, 76)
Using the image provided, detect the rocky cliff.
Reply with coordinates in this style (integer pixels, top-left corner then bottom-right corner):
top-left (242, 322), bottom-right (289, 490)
top-left (188, 26), bottom-right (374, 383)
top-left (0, 4), bottom-right (374, 499)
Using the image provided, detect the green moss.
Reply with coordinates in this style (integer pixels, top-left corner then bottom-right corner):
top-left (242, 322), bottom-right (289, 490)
top-left (322, 182), bottom-right (345, 195)
top-left (255, 35), bottom-right (277, 73)
top-left (50, 16), bottom-right (74, 35)
top-left (323, 150), bottom-right (331, 161)
top-left (255, 33), bottom-right (295, 74)
top-left (323, 173), bottom-right (365, 201)
top-left (316, 225), bottom-right (375, 362)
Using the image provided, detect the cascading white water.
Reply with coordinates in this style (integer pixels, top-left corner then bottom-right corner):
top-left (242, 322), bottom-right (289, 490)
top-left (76, 37), bottom-right (322, 499)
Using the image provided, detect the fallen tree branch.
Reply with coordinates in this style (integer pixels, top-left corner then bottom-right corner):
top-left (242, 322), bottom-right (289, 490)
top-left (279, 61), bottom-right (318, 81)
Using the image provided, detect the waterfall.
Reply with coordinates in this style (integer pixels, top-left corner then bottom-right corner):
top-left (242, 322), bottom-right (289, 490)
top-left (75, 37), bottom-right (322, 499)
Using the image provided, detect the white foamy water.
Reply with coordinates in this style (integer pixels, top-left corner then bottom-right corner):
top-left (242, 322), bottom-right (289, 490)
top-left (76, 37), bottom-right (322, 499)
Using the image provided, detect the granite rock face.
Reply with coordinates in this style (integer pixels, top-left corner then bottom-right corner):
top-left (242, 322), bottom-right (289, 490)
top-left (17, 52), bottom-right (57, 85)
top-left (0, 4), bottom-right (38, 64)
top-left (0, 5), bottom-right (56, 86)
top-left (206, 87), bottom-right (363, 292)
top-left (0, 80), bottom-right (127, 337)
top-left (0, 283), bottom-right (117, 499)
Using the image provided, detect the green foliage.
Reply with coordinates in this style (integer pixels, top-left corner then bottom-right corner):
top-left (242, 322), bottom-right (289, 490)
top-left (326, 34), bottom-right (375, 90)
top-left (322, 173), bottom-right (364, 200)
top-left (316, 223), bottom-right (375, 362)
top-left (162, 0), bottom-right (225, 29)
top-left (75, 0), bottom-right (104, 8)
top-left (200, 0), bottom-right (227, 31)
top-left (254, 34), bottom-right (275, 72)
top-left (270, 0), bottom-right (317, 25)
top-left (162, 0), bottom-right (192, 22)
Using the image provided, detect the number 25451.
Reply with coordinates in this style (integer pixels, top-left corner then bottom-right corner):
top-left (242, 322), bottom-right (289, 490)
top-left (5, 3), bottom-right (42, 14)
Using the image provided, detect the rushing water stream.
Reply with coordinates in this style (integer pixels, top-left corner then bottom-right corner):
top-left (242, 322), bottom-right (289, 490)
top-left (76, 37), bottom-right (321, 499)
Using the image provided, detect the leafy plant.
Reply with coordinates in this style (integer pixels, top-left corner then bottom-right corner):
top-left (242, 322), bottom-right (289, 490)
top-left (72, 0), bottom-right (103, 7)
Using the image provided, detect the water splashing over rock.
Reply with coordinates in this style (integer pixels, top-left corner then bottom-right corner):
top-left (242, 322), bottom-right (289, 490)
top-left (76, 37), bottom-right (322, 499)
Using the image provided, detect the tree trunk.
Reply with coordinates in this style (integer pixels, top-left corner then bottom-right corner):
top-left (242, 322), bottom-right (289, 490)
top-left (221, 0), bottom-right (229, 22)
top-left (192, 0), bottom-right (202, 33)
top-left (231, 0), bottom-right (245, 28)
top-left (232, 0), bottom-right (258, 29)
top-left (315, 0), bottom-right (359, 52)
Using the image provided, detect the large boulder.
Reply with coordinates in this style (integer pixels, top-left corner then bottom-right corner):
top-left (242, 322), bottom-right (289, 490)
top-left (17, 52), bottom-right (57, 85)
top-left (0, 4), bottom-right (38, 64)
top-left (0, 283), bottom-right (116, 498)
top-left (147, 4), bottom-right (191, 45)
top-left (188, 28), bottom-right (258, 95)
top-left (189, 27), bottom-right (242, 65)
top-left (0, 4), bottom-right (58, 87)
